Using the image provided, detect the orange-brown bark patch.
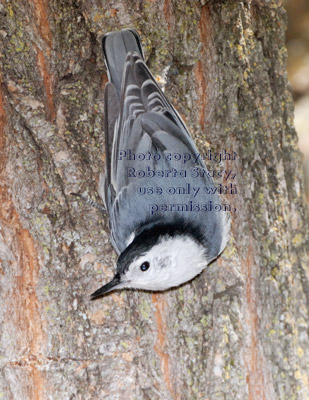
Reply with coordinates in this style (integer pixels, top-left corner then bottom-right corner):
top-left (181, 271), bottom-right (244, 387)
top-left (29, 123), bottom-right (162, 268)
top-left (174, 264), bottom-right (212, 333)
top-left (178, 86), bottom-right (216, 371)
top-left (0, 83), bottom-right (45, 400)
top-left (0, 74), bottom-right (6, 172)
top-left (163, 0), bottom-right (173, 32)
top-left (152, 293), bottom-right (180, 400)
top-left (195, 60), bottom-right (207, 130)
top-left (195, 6), bottom-right (210, 130)
top-left (35, 45), bottom-right (55, 121)
top-left (31, 0), bottom-right (52, 49)
top-left (243, 243), bottom-right (267, 400)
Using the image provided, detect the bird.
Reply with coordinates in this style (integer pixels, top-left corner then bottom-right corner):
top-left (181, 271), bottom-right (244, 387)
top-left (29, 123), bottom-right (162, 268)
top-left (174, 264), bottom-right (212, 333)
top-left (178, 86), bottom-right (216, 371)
top-left (90, 29), bottom-right (230, 299)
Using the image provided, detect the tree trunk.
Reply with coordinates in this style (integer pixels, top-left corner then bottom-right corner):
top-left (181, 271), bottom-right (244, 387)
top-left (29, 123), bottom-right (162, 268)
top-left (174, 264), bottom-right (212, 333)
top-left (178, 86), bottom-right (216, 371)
top-left (0, 0), bottom-right (308, 399)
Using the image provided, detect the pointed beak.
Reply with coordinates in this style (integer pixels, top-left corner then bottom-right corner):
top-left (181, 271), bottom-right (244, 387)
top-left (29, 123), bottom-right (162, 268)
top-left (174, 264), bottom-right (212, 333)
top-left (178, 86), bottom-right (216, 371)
top-left (90, 273), bottom-right (121, 300)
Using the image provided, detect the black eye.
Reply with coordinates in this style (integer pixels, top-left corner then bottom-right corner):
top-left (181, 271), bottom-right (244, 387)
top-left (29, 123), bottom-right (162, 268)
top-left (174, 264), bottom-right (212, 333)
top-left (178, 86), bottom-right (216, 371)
top-left (140, 261), bottom-right (150, 271)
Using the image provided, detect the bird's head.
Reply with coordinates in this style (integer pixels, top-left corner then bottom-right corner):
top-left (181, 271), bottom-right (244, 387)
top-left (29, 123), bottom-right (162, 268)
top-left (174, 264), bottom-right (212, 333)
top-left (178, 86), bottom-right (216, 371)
top-left (91, 225), bottom-right (207, 299)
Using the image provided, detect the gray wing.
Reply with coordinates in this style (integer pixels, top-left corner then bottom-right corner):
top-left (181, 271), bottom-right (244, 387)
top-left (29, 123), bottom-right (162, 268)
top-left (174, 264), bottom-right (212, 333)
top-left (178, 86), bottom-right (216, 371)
top-left (101, 53), bottom-right (229, 257)
top-left (110, 54), bottom-right (199, 191)
top-left (100, 51), bottom-right (193, 208)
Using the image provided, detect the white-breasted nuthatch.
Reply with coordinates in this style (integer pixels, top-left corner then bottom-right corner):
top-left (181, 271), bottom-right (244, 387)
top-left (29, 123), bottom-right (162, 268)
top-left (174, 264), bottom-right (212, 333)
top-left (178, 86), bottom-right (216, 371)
top-left (91, 29), bottom-right (230, 299)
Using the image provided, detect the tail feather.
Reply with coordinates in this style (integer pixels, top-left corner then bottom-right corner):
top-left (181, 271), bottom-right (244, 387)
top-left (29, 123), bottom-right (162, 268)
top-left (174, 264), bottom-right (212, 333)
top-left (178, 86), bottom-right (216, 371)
top-left (102, 29), bottom-right (144, 95)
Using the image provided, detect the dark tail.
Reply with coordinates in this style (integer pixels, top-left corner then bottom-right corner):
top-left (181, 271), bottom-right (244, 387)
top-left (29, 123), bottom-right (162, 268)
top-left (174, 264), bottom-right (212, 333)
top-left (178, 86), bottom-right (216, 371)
top-left (102, 29), bottom-right (144, 95)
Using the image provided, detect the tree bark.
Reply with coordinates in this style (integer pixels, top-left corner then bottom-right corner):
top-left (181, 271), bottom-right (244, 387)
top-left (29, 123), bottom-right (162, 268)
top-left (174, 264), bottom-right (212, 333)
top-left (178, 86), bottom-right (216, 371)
top-left (0, 0), bottom-right (308, 399)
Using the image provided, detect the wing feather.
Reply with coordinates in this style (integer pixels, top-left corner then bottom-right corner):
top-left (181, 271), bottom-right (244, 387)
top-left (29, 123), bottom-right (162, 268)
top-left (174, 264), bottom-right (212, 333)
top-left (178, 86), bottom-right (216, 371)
top-left (103, 51), bottom-right (229, 254)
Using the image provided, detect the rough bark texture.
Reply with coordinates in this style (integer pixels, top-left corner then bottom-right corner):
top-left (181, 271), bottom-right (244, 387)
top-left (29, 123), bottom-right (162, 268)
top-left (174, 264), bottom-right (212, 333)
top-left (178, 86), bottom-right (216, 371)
top-left (0, 0), bottom-right (308, 399)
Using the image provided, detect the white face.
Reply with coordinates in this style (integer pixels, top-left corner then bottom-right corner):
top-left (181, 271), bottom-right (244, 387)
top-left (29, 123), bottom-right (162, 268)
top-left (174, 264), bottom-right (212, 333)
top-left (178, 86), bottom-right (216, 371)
top-left (120, 235), bottom-right (207, 291)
